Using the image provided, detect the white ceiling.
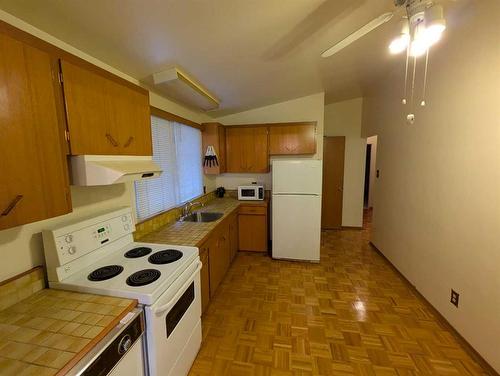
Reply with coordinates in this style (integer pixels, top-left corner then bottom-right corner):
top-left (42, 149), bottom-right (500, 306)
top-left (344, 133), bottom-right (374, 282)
top-left (0, 0), bottom-right (459, 115)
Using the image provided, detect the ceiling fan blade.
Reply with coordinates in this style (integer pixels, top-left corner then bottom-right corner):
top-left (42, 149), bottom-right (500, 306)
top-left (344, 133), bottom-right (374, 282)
top-left (321, 12), bottom-right (394, 58)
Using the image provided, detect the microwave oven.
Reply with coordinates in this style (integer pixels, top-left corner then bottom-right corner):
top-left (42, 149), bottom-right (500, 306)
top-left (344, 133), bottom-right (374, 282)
top-left (238, 185), bottom-right (264, 201)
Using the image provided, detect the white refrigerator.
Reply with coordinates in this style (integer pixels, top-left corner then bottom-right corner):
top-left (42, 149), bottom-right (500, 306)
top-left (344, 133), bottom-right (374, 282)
top-left (272, 160), bottom-right (322, 262)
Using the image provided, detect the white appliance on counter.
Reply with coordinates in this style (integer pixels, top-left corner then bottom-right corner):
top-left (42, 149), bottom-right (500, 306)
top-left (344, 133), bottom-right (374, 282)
top-left (238, 184), bottom-right (265, 201)
top-left (272, 160), bottom-right (323, 262)
top-left (42, 207), bottom-right (202, 376)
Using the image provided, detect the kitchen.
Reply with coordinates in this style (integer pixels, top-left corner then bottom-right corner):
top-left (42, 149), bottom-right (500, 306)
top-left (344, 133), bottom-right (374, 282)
top-left (1, 1), bottom-right (499, 375)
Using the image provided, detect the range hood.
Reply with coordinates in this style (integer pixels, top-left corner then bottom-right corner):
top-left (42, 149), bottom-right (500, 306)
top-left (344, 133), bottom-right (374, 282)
top-left (71, 155), bottom-right (162, 186)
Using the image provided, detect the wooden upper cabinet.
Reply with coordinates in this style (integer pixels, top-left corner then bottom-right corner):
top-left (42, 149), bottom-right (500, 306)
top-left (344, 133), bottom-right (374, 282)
top-left (269, 122), bottom-right (317, 155)
top-left (0, 33), bottom-right (71, 230)
top-left (202, 122), bottom-right (226, 175)
top-left (226, 126), bottom-right (269, 173)
top-left (60, 60), bottom-right (152, 156)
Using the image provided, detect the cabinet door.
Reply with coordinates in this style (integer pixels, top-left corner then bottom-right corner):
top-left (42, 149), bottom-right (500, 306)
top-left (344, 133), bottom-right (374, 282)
top-left (218, 126), bottom-right (227, 173)
top-left (202, 123), bottom-right (226, 175)
top-left (207, 225), bottom-right (230, 298)
top-left (226, 127), bottom-right (268, 173)
top-left (238, 214), bottom-right (268, 252)
top-left (229, 214), bottom-right (239, 263)
top-left (269, 123), bottom-right (316, 155)
top-left (200, 248), bottom-right (210, 314)
top-left (60, 60), bottom-right (152, 156)
top-left (0, 33), bottom-right (71, 231)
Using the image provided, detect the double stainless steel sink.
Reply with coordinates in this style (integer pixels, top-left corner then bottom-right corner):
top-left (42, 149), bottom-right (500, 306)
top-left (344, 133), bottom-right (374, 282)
top-left (179, 211), bottom-right (223, 223)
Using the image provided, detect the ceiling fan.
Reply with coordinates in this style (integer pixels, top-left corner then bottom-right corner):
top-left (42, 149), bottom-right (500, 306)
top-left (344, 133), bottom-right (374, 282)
top-left (322, 0), bottom-right (450, 124)
top-left (321, 0), bottom-right (448, 58)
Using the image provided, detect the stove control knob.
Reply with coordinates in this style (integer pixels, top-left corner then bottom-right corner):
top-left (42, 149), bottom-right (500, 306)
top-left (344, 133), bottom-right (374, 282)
top-left (68, 246), bottom-right (77, 255)
top-left (121, 215), bottom-right (128, 223)
top-left (124, 223), bottom-right (130, 231)
top-left (65, 235), bottom-right (73, 243)
top-left (118, 334), bottom-right (132, 354)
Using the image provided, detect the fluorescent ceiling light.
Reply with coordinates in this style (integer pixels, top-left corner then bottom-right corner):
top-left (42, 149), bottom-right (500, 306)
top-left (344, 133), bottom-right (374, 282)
top-left (321, 12), bottom-right (394, 58)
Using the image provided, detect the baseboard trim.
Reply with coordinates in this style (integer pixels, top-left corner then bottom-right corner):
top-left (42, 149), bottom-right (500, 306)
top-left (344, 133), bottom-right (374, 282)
top-left (341, 226), bottom-right (363, 230)
top-left (368, 241), bottom-right (498, 376)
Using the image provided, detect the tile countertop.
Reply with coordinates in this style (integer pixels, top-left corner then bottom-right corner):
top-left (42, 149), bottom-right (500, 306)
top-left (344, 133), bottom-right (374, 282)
top-left (137, 197), bottom-right (269, 247)
top-left (0, 288), bottom-right (137, 376)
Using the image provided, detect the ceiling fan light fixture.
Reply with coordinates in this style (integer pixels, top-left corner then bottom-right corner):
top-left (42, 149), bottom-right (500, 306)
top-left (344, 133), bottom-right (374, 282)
top-left (389, 19), bottom-right (410, 54)
top-left (424, 5), bottom-right (446, 46)
top-left (410, 22), bottom-right (428, 57)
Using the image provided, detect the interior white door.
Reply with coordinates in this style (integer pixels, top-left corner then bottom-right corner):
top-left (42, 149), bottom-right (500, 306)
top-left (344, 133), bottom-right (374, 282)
top-left (272, 194), bottom-right (321, 261)
top-left (272, 160), bottom-right (323, 194)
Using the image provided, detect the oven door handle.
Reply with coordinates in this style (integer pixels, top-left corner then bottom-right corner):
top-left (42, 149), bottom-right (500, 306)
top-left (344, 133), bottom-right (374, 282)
top-left (153, 260), bottom-right (202, 316)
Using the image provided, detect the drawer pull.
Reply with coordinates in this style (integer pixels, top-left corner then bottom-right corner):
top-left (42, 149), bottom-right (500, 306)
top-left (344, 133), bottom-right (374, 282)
top-left (2, 195), bottom-right (23, 216)
top-left (124, 136), bottom-right (134, 147)
top-left (105, 133), bottom-right (119, 147)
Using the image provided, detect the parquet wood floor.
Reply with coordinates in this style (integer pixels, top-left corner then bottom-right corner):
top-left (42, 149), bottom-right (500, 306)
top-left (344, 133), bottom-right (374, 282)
top-left (189, 217), bottom-right (490, 375)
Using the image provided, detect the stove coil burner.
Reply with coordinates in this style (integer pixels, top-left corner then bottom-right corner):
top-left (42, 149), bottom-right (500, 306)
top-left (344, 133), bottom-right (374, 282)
top-left (126, 269), bottom-right (161, 287)
top-left (148, 249), bottom-right (183, 265)
top-left (125, 247), bottom-right (152, 258)
top-left (88, 265), bottom-right (124, 281)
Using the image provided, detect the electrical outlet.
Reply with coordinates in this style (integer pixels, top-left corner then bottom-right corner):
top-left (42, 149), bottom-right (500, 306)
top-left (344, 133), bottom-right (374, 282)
top-left (451, 289), bottom-right (460, 307)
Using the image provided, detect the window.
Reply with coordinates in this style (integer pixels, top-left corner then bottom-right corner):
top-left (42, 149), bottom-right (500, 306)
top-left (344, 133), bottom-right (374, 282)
top-left (135, 116), bottom-right (203, 221)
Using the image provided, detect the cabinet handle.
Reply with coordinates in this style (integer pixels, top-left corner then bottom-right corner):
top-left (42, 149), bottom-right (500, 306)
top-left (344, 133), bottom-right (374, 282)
top-left (1, 195), bottom-right (23, 216)
top-left (105, 133), bottom-right (119, 147)
top-left (124, 136), bottom-right (134, 148)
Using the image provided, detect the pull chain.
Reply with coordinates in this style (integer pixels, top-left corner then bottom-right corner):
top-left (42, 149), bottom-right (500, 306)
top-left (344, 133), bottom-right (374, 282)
top-left (402, 39), bottom-right (410, 105)
top-left (421, 48), bottom-right (430, 106)
top-left (407, 55), bottom-right (417, 124)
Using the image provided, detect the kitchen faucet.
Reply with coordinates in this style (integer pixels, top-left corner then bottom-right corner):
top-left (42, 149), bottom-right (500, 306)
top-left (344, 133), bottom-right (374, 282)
top-left (181, 201), bottom-right (204, 217)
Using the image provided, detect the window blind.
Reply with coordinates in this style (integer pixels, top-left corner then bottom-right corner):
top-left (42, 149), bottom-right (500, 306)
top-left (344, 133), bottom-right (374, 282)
top-left (135, 116), bottom-right (203, 221)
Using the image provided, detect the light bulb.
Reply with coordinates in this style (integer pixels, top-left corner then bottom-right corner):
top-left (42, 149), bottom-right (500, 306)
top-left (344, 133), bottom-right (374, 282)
top-left (410, 22), bottom-right (428, 57)
top-left (424, 24), bottom-right (446, 46)
top-left (425, 4), bottom-right (446, 46)
top-left (389, 34), bottom-right (410, 54)
top-left (410, 37), bottom-right (428, 57)
top-left (389, 19), bottom-right (410, 55)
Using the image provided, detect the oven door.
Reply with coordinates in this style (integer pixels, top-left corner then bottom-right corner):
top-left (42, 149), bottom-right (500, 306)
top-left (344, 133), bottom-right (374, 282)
top-left (145, 259), bottom-right (202, 376)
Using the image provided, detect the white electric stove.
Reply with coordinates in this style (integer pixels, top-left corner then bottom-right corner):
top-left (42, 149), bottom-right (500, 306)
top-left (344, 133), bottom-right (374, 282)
top-left (42, 207), bottom-right (202, 376)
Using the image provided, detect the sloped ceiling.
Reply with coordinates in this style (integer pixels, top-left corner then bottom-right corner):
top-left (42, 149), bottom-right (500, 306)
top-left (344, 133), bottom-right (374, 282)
top-left (0, 0), bottom-right (463, 115)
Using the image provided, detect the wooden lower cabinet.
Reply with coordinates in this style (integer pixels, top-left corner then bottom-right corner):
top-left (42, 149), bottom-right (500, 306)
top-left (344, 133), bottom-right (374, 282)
top-left (199, 247), bottom-right (210, 314)
top-left (228, 213), bottom-right (239, 262)
top-left (208, 222), bottom-right (230, 299)
top-left (198, 210), bottom-right (240, 313)
top-left (238, 204), bottom-right (268, 252)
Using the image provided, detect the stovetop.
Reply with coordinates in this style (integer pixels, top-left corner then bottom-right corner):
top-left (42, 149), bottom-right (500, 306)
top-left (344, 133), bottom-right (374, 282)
top-left (49, 241), bottom-right (199, 305)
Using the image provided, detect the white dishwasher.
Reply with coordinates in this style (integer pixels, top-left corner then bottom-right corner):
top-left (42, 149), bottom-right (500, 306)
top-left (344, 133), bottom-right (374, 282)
top-left (67, 308), bottom-right (146, 376)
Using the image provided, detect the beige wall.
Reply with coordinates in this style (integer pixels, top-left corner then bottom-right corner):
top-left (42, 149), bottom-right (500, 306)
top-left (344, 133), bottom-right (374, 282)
top-left (213, 93), bottom-right (325, 190)
top-left (361, 1), bottom-right (500, 371)
top-left (324, 98), bottom-right (365, 227)
top-left (0, 11), bottom-right (210, 282)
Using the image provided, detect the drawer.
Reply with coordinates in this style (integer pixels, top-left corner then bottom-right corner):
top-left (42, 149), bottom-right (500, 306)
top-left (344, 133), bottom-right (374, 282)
top-left (239, 205), bottom-right (267, 215)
